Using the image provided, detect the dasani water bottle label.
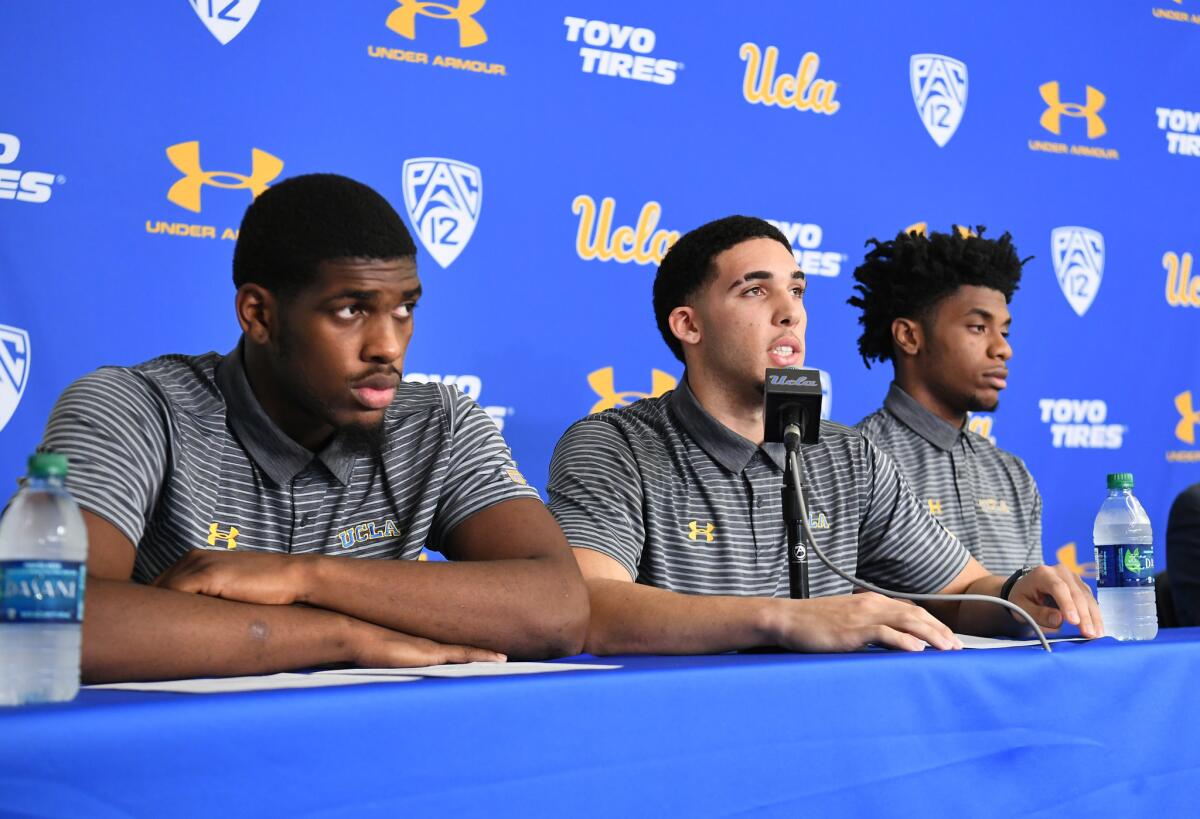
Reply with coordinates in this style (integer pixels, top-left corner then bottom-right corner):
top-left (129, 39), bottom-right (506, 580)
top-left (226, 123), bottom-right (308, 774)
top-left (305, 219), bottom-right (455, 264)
top-left (1094, 545), bottom-right (1154, 588)
top-left (0, 560), bottom-right (86, 623)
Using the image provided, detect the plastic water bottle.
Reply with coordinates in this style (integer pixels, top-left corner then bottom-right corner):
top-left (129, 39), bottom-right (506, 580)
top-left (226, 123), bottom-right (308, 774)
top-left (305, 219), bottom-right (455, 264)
top-left (1093, 472), bottom-right (1157, 641)
top-left (0, 453), bottom-right (89, 704)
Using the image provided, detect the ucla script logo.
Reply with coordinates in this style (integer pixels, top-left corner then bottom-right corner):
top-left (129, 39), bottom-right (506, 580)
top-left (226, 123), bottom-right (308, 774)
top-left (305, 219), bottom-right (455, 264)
top-left (1051, 226), bottom-right (1104, 316)
top-left (189, 0), bottom-right (259, 45)
top-left (0, 325), bottom-right (30, 433)
top-left (402, 158), bottom-right (482, 269)
top-left (910, 54), bottom-right (967, 147)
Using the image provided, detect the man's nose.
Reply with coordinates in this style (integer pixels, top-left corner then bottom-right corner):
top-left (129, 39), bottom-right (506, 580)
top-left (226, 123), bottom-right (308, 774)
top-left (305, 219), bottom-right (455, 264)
top-left (363, 315), bottom-right (405, 362)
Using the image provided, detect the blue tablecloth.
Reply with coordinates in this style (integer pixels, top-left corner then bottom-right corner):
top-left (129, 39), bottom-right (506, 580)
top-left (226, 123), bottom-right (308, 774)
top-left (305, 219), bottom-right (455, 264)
top-left (3, 630), bottom-right (1199, 818)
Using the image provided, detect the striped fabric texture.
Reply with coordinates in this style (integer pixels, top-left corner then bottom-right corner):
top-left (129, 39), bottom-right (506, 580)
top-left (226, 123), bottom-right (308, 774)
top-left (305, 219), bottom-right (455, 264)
top-left (856, 384), bottom-right (1043, 576)
top-left (41, 349), bottom-right (539, 584)
top-left (548, 380), bottom-right (970, 598)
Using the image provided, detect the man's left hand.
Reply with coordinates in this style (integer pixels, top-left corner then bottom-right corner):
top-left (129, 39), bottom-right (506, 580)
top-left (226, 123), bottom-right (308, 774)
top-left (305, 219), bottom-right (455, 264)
top-left (1008, 564), bottom-right (1104, 639)
top-left (154, 549), bottom-right (313, 606)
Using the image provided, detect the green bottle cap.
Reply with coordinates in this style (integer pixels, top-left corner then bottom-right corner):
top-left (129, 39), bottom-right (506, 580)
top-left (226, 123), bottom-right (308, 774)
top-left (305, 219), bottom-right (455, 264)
top-left (28, 452), bottom-right (68, 478)
top-left (1106, 472), bottom-right (1134, 490)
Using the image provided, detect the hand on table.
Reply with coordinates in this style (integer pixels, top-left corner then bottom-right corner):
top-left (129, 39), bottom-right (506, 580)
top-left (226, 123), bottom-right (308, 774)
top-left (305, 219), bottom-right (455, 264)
top-left (1008, 564), bottom-right (1105, 638)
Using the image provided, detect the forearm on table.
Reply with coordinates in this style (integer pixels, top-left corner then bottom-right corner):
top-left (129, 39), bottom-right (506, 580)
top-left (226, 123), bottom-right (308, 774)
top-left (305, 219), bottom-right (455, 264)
top-left (583, 577), bottom-right (772, 655)
top-left (299, 552), bottom-right (587, 659)
top-left (82, 577), bottom-right (357, 684)
top-left (942, 575), bottom-right (1026, 637)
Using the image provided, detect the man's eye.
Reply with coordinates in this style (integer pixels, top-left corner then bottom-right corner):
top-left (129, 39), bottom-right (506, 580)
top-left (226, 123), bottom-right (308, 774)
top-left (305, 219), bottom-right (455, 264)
top-left (395, 303), bottom-right (416, 319)
top-left (335, 305), bottom-right (363, 319)
top-left (968, 324), bottom-right (985, 333)
top-left (792, 287), bottom-right (806, 299)
top-left (744, 286), bottom-right (764, 296)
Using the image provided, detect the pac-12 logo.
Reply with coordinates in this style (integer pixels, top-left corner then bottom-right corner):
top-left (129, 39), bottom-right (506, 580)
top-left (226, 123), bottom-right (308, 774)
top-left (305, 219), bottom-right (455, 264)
top-left (189, 0), bottom-right (260, 45)
top-left (402, 158), bottom-right (482, 269)
top-left (0, 325), bottom-right (31, 433)
top-left (910, 54), bottom-right (967, 147)
top-left (1051, 226), bottom-right (1104, 316)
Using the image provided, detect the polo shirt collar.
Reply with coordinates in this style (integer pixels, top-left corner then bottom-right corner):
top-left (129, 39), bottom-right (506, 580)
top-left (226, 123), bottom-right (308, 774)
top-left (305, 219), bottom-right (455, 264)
top-left (215, 341), bottom-right (357, 487)
top-left (669, 375), bottom-right (786, 473)
top-left (884, 382), bottom-right (963, 452)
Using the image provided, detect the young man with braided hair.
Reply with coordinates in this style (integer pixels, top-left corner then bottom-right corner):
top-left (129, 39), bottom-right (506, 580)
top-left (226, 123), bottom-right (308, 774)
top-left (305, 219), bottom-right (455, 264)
top-left (850, 226), bottom-right (1049, 582)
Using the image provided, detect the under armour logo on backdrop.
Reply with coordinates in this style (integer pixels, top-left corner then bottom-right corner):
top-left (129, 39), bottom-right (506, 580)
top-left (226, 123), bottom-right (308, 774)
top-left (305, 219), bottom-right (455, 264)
top-left (165, 141), bottom-right (284, 213)
top-left (1175, 391), bottom-right (1200, 444)
top-left (587, 367), bottom-right (677, 413)
top-left (387, 0), bottom-right (488, 48)
top-left (1039, 82), bottom-right (1107, 139)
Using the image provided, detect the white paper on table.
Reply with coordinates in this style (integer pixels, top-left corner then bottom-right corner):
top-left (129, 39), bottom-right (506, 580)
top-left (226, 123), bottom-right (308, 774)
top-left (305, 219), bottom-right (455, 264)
top-left (87, 672), bottom-right (419, 694)
top-left (313, 661), bottom-right (622, 678)
top-left (954, 634), bottom-right (1089, 649)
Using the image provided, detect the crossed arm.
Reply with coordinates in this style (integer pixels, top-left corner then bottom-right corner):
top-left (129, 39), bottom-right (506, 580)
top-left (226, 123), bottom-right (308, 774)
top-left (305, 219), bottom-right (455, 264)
top-left (82, 498), bottom-right (589, 683)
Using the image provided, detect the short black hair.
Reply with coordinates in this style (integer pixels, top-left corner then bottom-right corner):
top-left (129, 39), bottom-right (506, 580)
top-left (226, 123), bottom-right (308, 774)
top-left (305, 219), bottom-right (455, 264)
top-left (847, 226), bottom-right (1027, 367)
top-left (232, 173), bottom-right (416, 296)
top-left (653, 215), bottom-right (792, 363)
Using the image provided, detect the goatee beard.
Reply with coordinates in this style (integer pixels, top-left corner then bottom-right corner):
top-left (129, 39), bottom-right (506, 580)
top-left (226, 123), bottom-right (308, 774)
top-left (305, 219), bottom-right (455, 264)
top-left (339, 421), bottom-right (388, 457)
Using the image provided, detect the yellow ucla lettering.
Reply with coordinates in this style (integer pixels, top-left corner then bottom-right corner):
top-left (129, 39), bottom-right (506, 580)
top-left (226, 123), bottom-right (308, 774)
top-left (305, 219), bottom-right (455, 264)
top-left (1165, 251), bottom-right (1200, 307)
top-left (337, 519), bottom-right (402, 548)
top-left (739, 43), bottom-right (840, 115)
top-left (572, 195), bottom-right (680, 265)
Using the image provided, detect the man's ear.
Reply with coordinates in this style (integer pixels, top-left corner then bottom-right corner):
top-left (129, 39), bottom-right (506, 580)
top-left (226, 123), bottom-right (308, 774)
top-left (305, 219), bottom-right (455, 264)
top-left (668, 305), bottom-right (701, 353)
top-left (891, 317), bottom-right (923, 358)
top-left (235, 284), bottom-right (277, 345)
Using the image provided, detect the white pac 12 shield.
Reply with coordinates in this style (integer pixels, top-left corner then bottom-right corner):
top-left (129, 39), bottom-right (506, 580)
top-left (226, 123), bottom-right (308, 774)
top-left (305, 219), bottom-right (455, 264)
top-left (910, 54), bottom-right (968, 147)
top-left (0, 324), bottom-right (31, 432)
top-left (189, 0), bottom-right (261, 45)
top-left (402, 158), bottom-right (483, 269)
top-left (1051, 227), bottom-right (1105, 317)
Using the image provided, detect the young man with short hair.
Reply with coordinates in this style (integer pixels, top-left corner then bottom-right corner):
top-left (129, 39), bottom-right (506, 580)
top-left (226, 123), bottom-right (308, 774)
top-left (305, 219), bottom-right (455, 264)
top-left (43, 173), bottom-right (588, 682)
top-left (547, 215), bottom-right (1101, 655)
top-left (850, 227), bottom-right (1041, 576)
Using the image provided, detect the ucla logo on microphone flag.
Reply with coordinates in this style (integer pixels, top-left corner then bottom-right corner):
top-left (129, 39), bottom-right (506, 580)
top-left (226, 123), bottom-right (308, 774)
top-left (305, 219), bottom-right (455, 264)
top-left (189, 0), bottom-right (260, 45)
top-left (910, 54), bottom-right (967, 147)
top-left (1051, 226), bottom-right (1104, 316)
top-left (0, 324), bottom-right (30, 433)
top-left (402, 158), bottom-right (482, 268)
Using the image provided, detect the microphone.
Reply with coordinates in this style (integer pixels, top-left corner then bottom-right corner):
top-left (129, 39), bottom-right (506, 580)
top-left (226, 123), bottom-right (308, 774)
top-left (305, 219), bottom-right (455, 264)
top-left (763, 367), bottom-right (823, 451)
top-left (763, 367), bottom-right (823, 600)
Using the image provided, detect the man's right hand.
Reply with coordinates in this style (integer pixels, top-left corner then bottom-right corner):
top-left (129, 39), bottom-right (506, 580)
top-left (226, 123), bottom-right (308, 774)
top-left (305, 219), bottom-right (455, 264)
top-left (763, 592), bottom-right (964, 652)
top-left (347, 619), bottom-right (507, 668)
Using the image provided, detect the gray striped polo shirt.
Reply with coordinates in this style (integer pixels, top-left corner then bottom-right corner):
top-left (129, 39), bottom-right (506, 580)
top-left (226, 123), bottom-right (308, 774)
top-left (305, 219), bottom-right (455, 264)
top-left (856, 383), bottom-right (1042, 576)
top-left (40, 344), bottom-right (539, 584)
top-left (547, 378), bottom-right (970, 597)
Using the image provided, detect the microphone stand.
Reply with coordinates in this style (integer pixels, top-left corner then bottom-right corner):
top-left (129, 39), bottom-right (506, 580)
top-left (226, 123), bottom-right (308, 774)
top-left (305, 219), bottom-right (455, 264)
top-left (783, 416), bottom-right (809, 599)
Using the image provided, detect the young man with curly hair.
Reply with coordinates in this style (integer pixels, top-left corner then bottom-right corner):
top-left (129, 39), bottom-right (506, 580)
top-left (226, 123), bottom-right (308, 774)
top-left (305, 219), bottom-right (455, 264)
top-left (850, 227), bottom-right (1042, 578)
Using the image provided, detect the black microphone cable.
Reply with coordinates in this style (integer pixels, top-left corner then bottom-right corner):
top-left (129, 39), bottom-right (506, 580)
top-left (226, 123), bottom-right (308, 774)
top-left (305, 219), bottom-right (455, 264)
top-left (786, 449), bottom-right (1052, 653)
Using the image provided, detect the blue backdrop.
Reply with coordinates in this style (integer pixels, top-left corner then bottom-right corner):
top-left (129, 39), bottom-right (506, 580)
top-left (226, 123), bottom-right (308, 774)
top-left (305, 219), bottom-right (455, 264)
top-left (2, 1), bottom-right (1198, 583)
